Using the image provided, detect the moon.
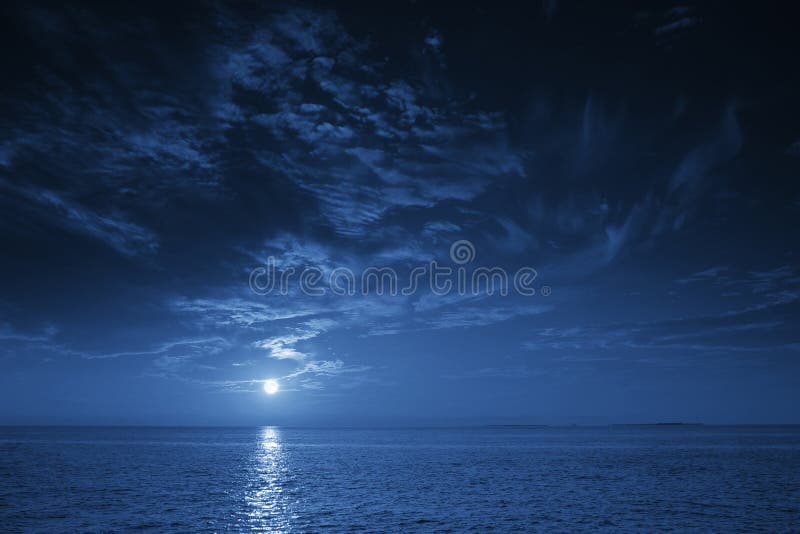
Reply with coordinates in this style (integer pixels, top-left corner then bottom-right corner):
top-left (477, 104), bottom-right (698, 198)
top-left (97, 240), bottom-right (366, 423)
top-left (263, 379), bottom-right (280, 395)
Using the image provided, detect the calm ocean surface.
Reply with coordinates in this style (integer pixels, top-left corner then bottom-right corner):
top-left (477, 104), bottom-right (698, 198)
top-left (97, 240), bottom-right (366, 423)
top-left (1, 426), bottom-right (798, 532)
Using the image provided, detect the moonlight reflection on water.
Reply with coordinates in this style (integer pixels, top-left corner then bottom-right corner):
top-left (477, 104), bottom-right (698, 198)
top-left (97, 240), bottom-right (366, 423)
top-left (244, 427), bottom-right (293, 531)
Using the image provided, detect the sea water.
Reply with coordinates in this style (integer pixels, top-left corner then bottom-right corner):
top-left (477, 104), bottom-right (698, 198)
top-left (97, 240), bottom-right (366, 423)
top-left (1, 426), bottom-right (798, 531)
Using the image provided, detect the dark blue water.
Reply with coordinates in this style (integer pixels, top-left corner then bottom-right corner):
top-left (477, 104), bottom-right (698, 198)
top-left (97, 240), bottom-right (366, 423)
top-left (1, 426), bottom-right (798, 532)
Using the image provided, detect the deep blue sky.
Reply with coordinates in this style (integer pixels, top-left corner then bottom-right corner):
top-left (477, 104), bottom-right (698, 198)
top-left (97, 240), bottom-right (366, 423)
top-left (1, 1), bottom-right (799, 425)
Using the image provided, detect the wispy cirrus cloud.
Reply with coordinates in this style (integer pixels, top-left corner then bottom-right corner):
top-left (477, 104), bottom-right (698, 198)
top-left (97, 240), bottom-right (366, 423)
top-left (0, 180), bottom-right (158, 256)
top-left (170, 297), bottom-right (318, 328)
top-left (676, 265), bottom-right (799, 297)
top-left (84, 337), bottom-right (230, 360)
top-left (523, 299), bottom-right (800, 362)
top-left (253, 318), bottom-right (337, 361)
top-left (0, 320), bottom-right (58, 345)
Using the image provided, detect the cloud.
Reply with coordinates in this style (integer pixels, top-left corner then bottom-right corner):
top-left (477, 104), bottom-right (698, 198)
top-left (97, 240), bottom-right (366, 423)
top-left (491, 218), bottom-right (537, 255)
top-left (213, 8), bottom-right (524, 239)
top-left (428, 303), bottom-right (552, 330)
top-left (676, 265), bottom-right (730, 284)
top-left (523, 295), bottom-right (800, 361)
top-left (85, 337), bottom-right (230, 360)
top-left (655, 17), bottom-right (699, 36)
top-left (170, 297), bottom-right (318, 327)
top-left (253, 318), bottom-right (337, 361)
top-left (676, 265), bottom-right (798, 297)
top-left (651, 6), bottom-right (700, 37)
top-left (364, 297), bottom-right (552, 336)
top-left (0, 16), bottom-right (224, 200)
top-left (1, 180), bottom-right (158, 257)
top-left (423, 28), bottom-right (446, 67)
top-left (0, 321), bottom-right (57, 345)
top-left (669, 104), bottom-right (742, 194)
top-left (649, 104), bottom-right (743, 236)
top-left (282, 359), bottom-right (372, 391)
top-left (283, 359), bottom-right (341, 378)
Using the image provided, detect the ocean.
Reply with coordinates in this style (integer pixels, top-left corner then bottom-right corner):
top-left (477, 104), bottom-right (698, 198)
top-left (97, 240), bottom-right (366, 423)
top-left (1, 426), bottom-right (798, 532)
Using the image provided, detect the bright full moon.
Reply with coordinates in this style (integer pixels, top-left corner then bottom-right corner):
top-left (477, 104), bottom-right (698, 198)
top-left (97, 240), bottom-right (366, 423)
top-left (263, 379), bottom-right (280, 395)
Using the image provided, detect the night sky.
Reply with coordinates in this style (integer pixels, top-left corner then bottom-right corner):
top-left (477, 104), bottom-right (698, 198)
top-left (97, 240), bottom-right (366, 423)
top-left (1, 1), bottom-right (799, 425)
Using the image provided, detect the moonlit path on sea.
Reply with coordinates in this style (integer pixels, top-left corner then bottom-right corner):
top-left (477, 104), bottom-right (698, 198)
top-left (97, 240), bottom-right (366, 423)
top-left (1, 426), bottom-right (799, 531)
